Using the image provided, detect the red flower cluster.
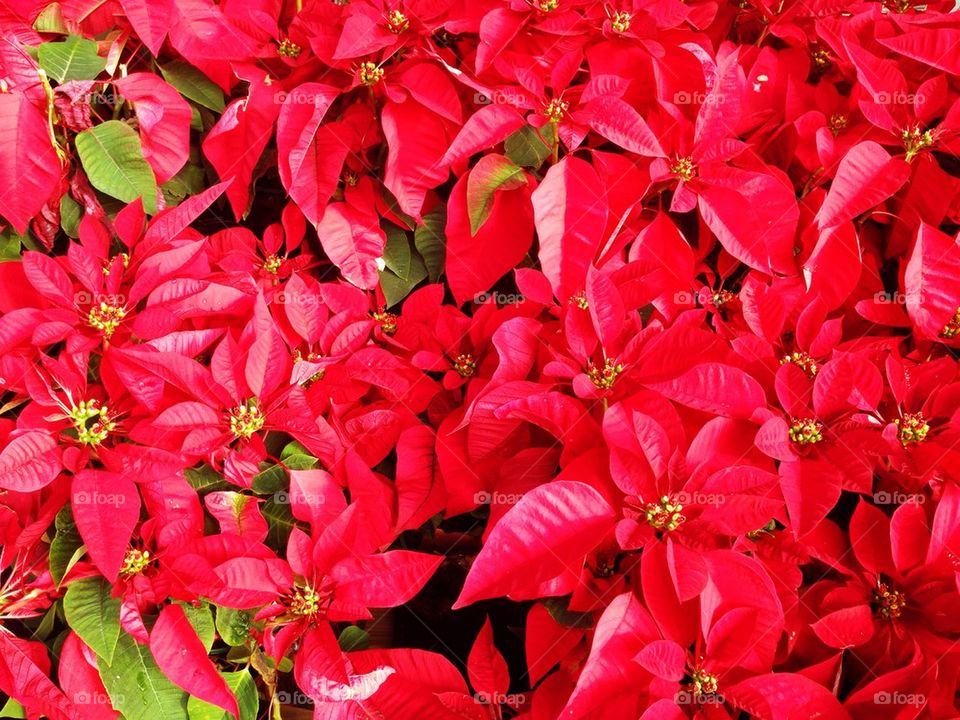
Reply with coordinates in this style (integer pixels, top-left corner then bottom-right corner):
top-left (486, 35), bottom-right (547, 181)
top-left (0, 0), bottom-right (959, 718)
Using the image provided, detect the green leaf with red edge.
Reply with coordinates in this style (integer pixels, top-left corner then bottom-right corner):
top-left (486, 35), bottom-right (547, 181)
top-left (465, 154), bottom-right (527, 235)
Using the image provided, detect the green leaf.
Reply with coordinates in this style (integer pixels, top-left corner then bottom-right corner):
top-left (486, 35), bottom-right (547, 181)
top-left (75, 120), bottom-right (158, 214)
top-left (160, 61), bottom-right (226, 113)
top-left (542, 596), bottom-right (594, 629)
top-left (50, 507), bottom-right (84, 586)
top-left (32, 4), bottom-right (68, 34)
top-left (60, 194), bottom-right (82, 238)
top-left (177, 600), bottom-right (215, 652)
top-left (162, 164), bottom-right (206, 207)
top-left (337, 626), bottom-right (370, 652)
top-left (382, 224), bottom-right (412, 279)
top-left (251, 464), bottom-right (287, 495)
top-left (261, 499), bottom-right (301, 551)
top-left (215, 607), bottom-right (252, 647)
top-left (466, 154), bottom-right (526, 236)
top-left (505, 125), bottom-right (551, 169)
top-left (37, 35), bottom-right (105, 82)
top-left (185, 465), bottom-right (230, 493)
top-left (280, 441), bottom-right (318, 470)
top-left (97, 632), bottom-right (189, 720)
top-left (64, 578), bottom-right (121, 664)
top-left (379, 258), bottom-right (427, 308)
top-left (0, 698), bottom-right (25, 718)
top-left (0, 227), bottom-right (26, 261)
top-left (414, 207), bottom-right (446, 283)
top-left (187, 671), bottom-right (257, 720)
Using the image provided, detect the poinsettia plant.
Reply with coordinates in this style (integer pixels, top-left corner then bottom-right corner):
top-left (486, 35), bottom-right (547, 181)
top-left (0, 0), bottom-right (959, 718)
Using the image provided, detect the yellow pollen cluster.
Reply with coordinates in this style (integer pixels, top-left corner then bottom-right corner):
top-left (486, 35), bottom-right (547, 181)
top-left (229, 400), bottom-right (265, 439)
top-left (781, 351), bottom-right (819, 377)
top-left (902, 125), bottom-right (935, 162)
top-left (544, 98), bottom-right (569, 123)
top-left (789, 418), bottom-right (824, 445)
top-left (70, 400), bottom-right (116, 447)
top-left (746, 519), bottom-right (778, 539)
top-left (102, 253), bottom-right (130, 275)
top-left (588, 358), bottom-right (625, 390)
top-left (263, 254), bottom-right (283, 274)
top-left (686, 667), bottom-right (719, 695)
top-left (372, 308), bottom-right (398, 334)
top-left (343, 170), bottom-right (360, 187)
top-left (386, 9), bottom-right (409, 32)
top-left (895, 413), bottom-right (929, 446)
top-left (357, 61), bottom-right (384, 86)
top-left (671, 156), bottom-right (697, 182)
top-left (278, 38), bottom-right (302, 58)
top-left (874, 582), bottom-right (906, 619)
top-left (87, 302), bottom-right (126, 337)
top-left (119, 548), bottom-right (151, 578)
top-left (610, 10), bottom-right (632, 32)
top-left (811, 49), bottom-right (831, 70)
top-left (828, 114), bottom-right (847, 135)
top-left (711, 290), bottom-right (736, 305)
top-left (569, 292), bottom-right (589, 310)
top-left (289, 584), bottom-right (324, 617)
top-left (645, 495), bottom-right (685, 531)
top-left (939, 307), bottom-right (960, 339)
top-left (453, 353), bottom-right (476, 378)
top-left (536, 0), bottom-right (559, 11)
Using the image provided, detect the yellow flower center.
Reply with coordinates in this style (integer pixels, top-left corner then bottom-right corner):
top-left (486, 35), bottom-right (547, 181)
top-left (670, 156), bottom-right (697, 182)
top-left (811, 48), bottom-right (831, 70)
top-left (587, 358), bottom-right (624, 390)
top-left (874, 582), bottom-right (906, 619)
top-left (939, 307), bottom-right (960, 339)
top-left (263, 254), bottom-right (283, 274)
top-left (536, 0), bottom-right (559, 11)
top-left (828, 114), bottom-right (847, 135)
top-left (119, 548), bottom-right (151, 578)
top-left (569, 292), bottom-right (589, 310)
top-left (278, 38), bottom-right (302, 58)
top-left (686, 666), bottom-right (719, 695)
top-left (453, 353), bottom-right (476, 378)
top-left (645, 495), bottom-right (685, 532)
top-left (372, 308), bottom-right (398, 335)
top-left (87, 302), bottom-right (126, 337)
top-left (544, 98), bottom-right (569, 123)
top-left (789, 418), bottom-right (824, 445)
top-left (610, 10), bottom-right (631, 32)
top-left (357, 61), bottom-right (384, 86)
top-left (895, 413), bottom-right (929, 446)
top-left (902, 125), bottom-right (935, 162)
top-left (69, 400), bottom-right (116, 447)
top-left (229, 400), bottom-right (265, 439)
top-left (386, 9), bottom-right (409, 32)
top-left (780, 351), bottom-right (818, 377)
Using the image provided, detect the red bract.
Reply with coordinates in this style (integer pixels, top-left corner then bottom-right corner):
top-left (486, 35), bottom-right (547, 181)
top-left (0, 0), bottom-right (959, 718)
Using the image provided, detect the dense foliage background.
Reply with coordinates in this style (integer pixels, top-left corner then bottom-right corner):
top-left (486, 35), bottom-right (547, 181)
top-left (0, 0), bottom-right (959, 718)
